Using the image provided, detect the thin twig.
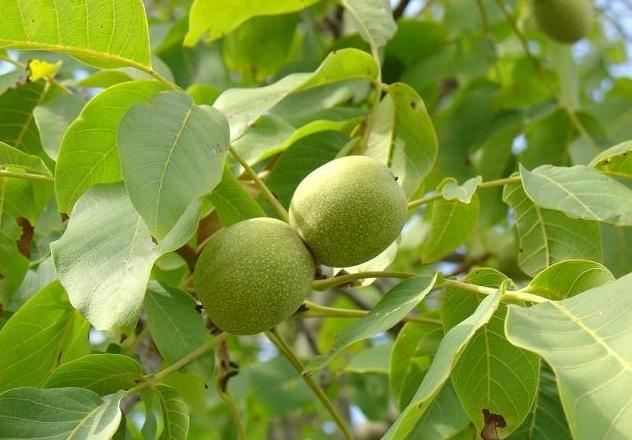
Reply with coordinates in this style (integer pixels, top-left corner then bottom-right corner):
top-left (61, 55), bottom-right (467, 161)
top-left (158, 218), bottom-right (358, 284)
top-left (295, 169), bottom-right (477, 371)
top-left (265, 329), bottom-right (354, 440)
top-left (216, 340), bottom-right (246, 440)
top-left (229, 146), bottom-right (289, 222)
top-left (126, 334), bottom-right (225, 395)
top-left (298, 300), bottom-right (443, 326)
top-left (393, 0), bottom-right (413, 19)
top-left (475, 0), bottom-right (503, 82)
top-left (312, 271), bottom-right (416, 290)
top-left (407, 175), bottom-right (522, 209)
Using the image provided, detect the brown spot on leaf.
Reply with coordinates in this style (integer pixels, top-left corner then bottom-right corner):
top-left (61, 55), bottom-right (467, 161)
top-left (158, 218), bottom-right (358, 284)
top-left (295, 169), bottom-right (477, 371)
top-left (17, 218), bottom-right (33, 258)
top-left (480, 409), bottom-right (506, 440)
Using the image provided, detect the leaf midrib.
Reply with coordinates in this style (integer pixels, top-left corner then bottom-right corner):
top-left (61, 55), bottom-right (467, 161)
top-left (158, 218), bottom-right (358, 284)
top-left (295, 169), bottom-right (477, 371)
top-left (0, 39), bottom-right (150, 71)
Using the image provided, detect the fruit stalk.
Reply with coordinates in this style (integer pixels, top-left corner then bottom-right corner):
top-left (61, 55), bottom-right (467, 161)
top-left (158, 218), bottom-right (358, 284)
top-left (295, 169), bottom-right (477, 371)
top-left (229, 146), bottom-right (289, 222)
top-left (265, 328), bottom-right (355, 440)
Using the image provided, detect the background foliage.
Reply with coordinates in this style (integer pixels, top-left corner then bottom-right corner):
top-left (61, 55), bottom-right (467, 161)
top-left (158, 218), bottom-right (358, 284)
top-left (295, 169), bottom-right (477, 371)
top-left (0, 0), bottom-right (631, 439)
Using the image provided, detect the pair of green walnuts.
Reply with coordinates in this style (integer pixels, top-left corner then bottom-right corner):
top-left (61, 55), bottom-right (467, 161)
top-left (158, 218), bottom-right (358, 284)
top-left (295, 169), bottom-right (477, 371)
top-left (194, 156), bottom-right (407, 335)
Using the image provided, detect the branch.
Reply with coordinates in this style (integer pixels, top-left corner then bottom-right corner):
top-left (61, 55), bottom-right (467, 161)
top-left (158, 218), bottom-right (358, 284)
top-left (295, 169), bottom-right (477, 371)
top-left (393, 0), bottom-right (412, 19)
top-left (216, 340), bottom-right (246, 440)
top-left (126, 333), bottom-right (225, 395)
top-left (312, 271), bottom-right (416, 290)
top-left (229, 146), bottom-right (289, 222)
top-left (265, 329), bottom-right (354, 440)
top-left (311, 270), bottom-right (550, 304)
top-left (475, 0), bottom-right (503, 82)
top-left (298, 300), bottom-right (443, 326)
top-left (441, 279), bottom-right (549, 303)
top-left (407, 175), bottom-right (522, 209)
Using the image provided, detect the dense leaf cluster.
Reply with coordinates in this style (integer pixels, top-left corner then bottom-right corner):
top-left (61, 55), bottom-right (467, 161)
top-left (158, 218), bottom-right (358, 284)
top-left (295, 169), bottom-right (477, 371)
top-left (0, 1), bottom-right (631, 439)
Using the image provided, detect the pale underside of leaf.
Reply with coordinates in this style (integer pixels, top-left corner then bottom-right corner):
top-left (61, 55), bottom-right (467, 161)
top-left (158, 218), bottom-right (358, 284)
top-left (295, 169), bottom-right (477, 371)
top-left (506, 273), bottom-right (632, 439)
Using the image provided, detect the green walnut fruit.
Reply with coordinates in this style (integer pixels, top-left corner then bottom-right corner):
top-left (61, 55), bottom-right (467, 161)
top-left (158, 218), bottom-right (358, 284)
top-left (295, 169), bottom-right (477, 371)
top-left (194, 218), bottom-right (315, 335)
top-left (289, 155), bottom-right (407, 268)
top-left (533, 0), bottom-right (594, 43)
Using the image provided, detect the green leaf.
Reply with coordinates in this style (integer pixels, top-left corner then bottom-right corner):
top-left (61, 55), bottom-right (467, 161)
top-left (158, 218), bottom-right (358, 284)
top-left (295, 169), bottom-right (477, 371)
top-left (0, 215), bottom-right (29, 303)
top-left (443, 271), bottom-right (539, 438)
top-left (508, 365), bottom-right (572, 440)
top-left (520, 109), bottom-right (574, 169)
top-left (214, 48), bottom-right (378, 140)
top-left (528, 259), bottom-right (614, 300)
top-left (55, 80), bottom-right (167, 213)
top-left (601, 224), bottom-right (632, 278)
top-left (441, 176), bottom-right (483, 203)
top-left (153, 384), bottom-right (189, 440)
top-left (520, 164), bottom-right (632, 226)
top-left (589, 140), bottom-right (632, 178)
top-left (0, 0), bottom-right (151, 69)
top-left (406, 383), bottom-right (471, 440)
top-left (505, 273), bottom-right (632, 439)
top-left (78, 70), bottom-right (135, 88)
top-left (51, 183), bottom-right (196, 330)
top-left (184, 0), bottom-right (318, 46)
top-left (33, 93), bottom-right (84, 160)
top-left (222, 15), bottom-right (298, 81)
top-left (0, 387), bottom-right (124, 439)
top-left (304, 274), bottom-right (438, 374)
top-left (234, 356), bottom-right (314, 417)
top-left (383, 286), bottom-right (503, 440)
top-left (349, 372), bottom-right (390, 421)
top-left (367, 82), bottom-right (438, 197)
top-left (346, 343), bottom-right (392, 374)
top-left (233, 113), bottom-right (361, 166)
top-left (341, 0), bottom-right (397, 50)
top-left (118, 91), bottom-right (228, 239)
top-left (0, 141), bottom-right (50, 175)
top-left (266, 131), bottom-right (349, 207)
top-left (186, 83), bottom-right (220, 105)
top-left (0, 281), bottom-right (89, 393)
top-left (0, 79), bottom-right (49, 159)
top-left (421, 178), bottom-right (480, 263)
top-left (45, 354), bottom-right (143, 395)
top-left (209, 166), bottom-right (266, 227)
top-left (390, 322), bottom-right (443, 409)
top-left (0, 69), bottom-right (26, 95)
top-left (144, 285), bottom-right (214, 380)
top-left (503, 180), bottom-right (603, 277)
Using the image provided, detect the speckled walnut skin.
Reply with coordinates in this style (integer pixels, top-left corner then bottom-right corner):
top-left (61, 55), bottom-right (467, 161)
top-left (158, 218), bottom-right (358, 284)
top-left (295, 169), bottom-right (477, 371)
top-left (194, 218), bottom-right (315, 335)
top-left (533, 0), bottom-right (594, 43)
top-left (289, 155), bottom-right (407, 268)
